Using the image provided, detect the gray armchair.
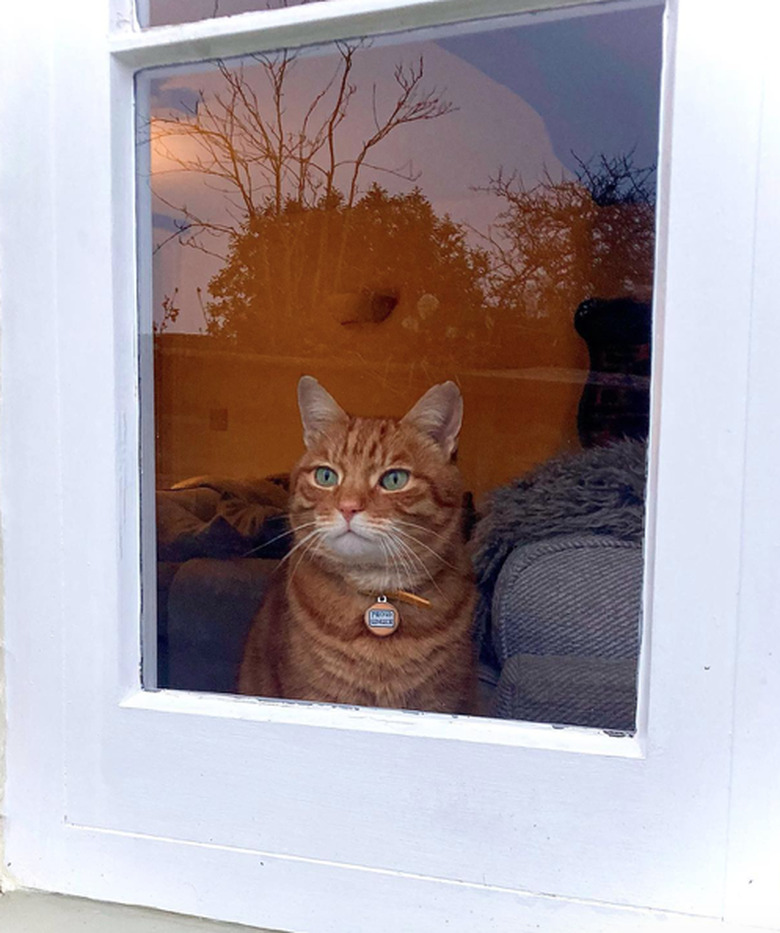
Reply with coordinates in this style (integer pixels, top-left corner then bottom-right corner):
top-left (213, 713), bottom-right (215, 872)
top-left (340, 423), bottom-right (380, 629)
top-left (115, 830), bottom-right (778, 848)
top-left (472, 438), bottom-right (646, 731)
top-left (490, 535), bottom-right (642, 730)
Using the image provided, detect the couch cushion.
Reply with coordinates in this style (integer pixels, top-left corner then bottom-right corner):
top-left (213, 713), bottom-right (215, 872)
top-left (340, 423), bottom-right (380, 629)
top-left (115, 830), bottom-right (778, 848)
top-left (493, 653), bottom-right (637, 731)
top-left (492, 535), bottom-right (642, 665)
top-left (163, 557), bottom-right (279, 693)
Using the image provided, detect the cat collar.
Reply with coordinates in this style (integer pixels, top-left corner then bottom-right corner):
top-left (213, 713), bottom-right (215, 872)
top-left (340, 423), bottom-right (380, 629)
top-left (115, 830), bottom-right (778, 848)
top-left (363, 590), bottom-right (431, 637)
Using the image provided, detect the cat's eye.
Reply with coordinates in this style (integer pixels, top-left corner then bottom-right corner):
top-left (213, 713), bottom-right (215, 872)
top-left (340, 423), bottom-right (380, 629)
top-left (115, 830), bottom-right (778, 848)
top-left (379, 469), bottom-right (410, 491)
top-left (313, 466), bottom-right (339, 487)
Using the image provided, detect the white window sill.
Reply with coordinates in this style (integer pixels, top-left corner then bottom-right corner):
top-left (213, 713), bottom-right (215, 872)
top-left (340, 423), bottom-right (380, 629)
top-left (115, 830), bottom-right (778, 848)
top-left (0, 891), bottom-right (281, 933)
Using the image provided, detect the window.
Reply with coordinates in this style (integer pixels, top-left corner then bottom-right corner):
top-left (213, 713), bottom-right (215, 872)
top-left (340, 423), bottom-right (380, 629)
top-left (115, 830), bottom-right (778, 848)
top-left (143, 6), bottom-right (662, 732)
top-left (141, 0), bottom-right (329, 29)
top-left (2, 1), bottom-right (779, 931)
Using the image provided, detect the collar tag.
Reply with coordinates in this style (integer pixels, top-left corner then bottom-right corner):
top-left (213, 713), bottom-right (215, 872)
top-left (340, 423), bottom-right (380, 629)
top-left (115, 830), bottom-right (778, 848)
top-left (364, 594), bottom-right (400, 637)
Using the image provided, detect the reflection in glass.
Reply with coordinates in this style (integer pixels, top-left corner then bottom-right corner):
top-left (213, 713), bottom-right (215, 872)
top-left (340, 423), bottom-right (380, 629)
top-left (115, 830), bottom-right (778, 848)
top-left (141, 5), bottom-right (663, 729)
top-left (142, 0), bottom-right (325, 29)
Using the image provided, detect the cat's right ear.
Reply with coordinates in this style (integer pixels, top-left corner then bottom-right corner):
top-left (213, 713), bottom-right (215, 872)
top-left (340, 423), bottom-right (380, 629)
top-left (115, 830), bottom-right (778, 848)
top-left (297, 376), bottom-right (347, 448)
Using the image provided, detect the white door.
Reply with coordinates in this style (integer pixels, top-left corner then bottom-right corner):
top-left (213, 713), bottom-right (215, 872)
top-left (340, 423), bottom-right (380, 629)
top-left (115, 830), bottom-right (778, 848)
top-left (2, 1), bottom-right (779, 931)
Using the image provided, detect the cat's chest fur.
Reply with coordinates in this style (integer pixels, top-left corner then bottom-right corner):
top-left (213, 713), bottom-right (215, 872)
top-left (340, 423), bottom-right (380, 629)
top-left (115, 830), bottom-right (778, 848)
top-left (240, 560), bottom-right (476, 713)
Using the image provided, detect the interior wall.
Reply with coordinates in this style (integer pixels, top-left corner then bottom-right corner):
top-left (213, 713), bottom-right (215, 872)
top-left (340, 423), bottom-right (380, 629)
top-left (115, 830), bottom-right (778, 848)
top-left (153, 326), bottom-right (589, 499)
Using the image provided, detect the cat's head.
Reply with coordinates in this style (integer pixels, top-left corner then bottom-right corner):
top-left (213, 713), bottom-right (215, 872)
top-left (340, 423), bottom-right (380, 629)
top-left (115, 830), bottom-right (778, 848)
top-left (289, 376), bottom-right (464, 579)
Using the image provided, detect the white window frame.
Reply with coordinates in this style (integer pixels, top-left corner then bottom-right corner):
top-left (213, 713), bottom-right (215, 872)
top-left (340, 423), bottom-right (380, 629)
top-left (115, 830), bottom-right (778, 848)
top-left (1, 0), bottom-right (779, 931)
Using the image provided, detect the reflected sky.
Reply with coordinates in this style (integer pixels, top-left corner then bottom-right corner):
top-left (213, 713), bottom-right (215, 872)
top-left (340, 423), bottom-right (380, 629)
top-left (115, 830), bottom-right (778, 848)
top-left (440, 6), bottom-right (662, 174)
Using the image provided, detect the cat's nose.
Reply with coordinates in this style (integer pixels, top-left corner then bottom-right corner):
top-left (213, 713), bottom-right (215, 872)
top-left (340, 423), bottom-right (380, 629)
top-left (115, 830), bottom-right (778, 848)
top-left (339, 503), bottom-right (362, 524)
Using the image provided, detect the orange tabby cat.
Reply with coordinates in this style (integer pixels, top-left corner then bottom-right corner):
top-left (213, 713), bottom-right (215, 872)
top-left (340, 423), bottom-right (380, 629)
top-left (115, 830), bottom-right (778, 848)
top-left (238, 376), bottom-right (477, 714)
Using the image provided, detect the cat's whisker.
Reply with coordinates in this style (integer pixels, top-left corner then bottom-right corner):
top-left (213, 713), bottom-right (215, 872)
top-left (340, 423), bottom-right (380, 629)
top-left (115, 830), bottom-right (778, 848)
top-left (391, 526), bottom-right (458, 572)
top-left (358, 520), bottom-right (405, 583)
top-left (394, 538), bottom-right (445, 601)
top-left (379, 535), bottom-right (399, 587)
top-left (390, 546), bottom-right (408, 592)
top-left (378, 537), bottom-right (400, 591)
top-left (288, 520), bottom-right (322, 536)
top-left (381, 533), bottom-right (415, 590)
top-left (288, 529), bottom-right (327, 583)
top-left (385, 530), bottom-right (445, 599)
top-left (394, 519), bottom-right (453, 544)
top-left (378, 537), bottom-right (389, 578)
top-left (240, 520), bottom-right (319, 557)
top-left (370, 522), bottom-right (416, 587)
top-left (278, 526), bottom-right (325, 567)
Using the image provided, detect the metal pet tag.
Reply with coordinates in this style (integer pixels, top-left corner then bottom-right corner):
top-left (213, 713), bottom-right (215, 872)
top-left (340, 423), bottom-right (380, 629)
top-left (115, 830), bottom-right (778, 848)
top-left (364, 595), bottom-right (400, 637)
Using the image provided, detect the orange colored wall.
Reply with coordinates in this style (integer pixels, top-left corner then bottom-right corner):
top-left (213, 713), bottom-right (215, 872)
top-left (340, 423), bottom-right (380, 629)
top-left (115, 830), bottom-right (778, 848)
top-left (154, 323), bottom-right (588, 500)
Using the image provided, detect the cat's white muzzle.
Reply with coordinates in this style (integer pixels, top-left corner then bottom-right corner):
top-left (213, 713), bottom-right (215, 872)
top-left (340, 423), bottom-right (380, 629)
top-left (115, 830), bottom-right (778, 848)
top-left (323, 515), bottom-right (384, 562)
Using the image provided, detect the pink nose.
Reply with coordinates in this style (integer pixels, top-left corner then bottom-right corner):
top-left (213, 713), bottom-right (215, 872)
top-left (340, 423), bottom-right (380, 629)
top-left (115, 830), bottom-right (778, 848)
top-left (339, 505), bottom-right (361, 523)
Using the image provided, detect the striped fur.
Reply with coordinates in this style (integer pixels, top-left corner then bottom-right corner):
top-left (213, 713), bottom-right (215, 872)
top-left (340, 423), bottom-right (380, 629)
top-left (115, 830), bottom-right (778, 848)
top-left (238, 379), bottom-right (477, 714)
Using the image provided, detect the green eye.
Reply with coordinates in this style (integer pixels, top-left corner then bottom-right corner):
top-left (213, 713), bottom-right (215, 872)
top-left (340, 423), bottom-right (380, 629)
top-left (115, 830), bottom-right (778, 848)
top-left (379, 469), bottom-right (410, 491)
top-left (313, 466), bottom-right (339, 487)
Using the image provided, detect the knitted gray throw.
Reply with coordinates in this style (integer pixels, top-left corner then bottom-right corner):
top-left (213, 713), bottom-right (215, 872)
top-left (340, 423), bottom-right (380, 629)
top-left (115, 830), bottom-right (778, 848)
top-left (470, 439), bottom-right (647, 657)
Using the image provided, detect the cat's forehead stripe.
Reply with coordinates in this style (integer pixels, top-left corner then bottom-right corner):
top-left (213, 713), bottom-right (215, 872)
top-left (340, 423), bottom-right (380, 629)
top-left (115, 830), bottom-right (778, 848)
top-left (335, 416), bottom-right (399, 461)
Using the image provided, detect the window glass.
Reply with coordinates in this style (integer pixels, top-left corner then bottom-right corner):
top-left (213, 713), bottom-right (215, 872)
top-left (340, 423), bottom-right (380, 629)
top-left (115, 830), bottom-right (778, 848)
top-left (140, 4), bottom-right (662, 730)
top-left (142, 0), bottom-right (326, 29)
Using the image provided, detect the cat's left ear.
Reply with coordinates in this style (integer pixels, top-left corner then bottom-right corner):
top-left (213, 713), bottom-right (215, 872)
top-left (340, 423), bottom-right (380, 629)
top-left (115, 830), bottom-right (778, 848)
top-left (297, 375), bottom-right (348, 448)
top-left (401, 381), bottom-right (463, 459)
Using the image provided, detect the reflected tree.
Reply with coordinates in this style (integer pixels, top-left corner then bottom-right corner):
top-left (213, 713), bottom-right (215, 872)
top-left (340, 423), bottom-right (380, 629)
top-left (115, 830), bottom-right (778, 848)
top-left (482, 152), bottom-right (656, 321)
top-left (153, 43), bottom-right (456, 249)
top-left (151, 42), bottom-right (496, 361)
top-left (206, 185), bottom-right (489, 359)
top-left (152, 41), bottom-right (655, 370)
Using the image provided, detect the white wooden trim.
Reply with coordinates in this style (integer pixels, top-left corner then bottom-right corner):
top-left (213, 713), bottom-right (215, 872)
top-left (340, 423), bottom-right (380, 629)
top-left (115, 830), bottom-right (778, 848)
top-left (113, 0), bottom-right (139, 31)
top-left (722, 9), bottom-right (780, 927)
top-left (125, 688), bottom-right (645, 755)
top-left (23, 825), bottom-right (780, 933)
top-left (3, 0), bottom-right (779, 930)
top-left (132, 65), bottom-right (159, 690)
top-left (632, 0), bottom-right (676, 743)
top-left (0, 0), bottom-right (65, 898)
top-left (110, 0), bottom-right (658, 67)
